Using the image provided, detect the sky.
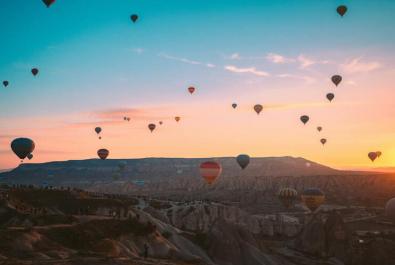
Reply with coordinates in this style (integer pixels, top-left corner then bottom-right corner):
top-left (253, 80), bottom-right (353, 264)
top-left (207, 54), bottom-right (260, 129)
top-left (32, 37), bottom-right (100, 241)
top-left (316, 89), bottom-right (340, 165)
top-left (1, 0), bottom-right (395, 170)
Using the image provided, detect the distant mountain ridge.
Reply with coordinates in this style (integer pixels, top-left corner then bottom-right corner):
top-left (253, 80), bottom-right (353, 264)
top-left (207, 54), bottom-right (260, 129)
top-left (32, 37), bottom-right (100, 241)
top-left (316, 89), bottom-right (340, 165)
top-left (0, 156), bottom-right (341, 187)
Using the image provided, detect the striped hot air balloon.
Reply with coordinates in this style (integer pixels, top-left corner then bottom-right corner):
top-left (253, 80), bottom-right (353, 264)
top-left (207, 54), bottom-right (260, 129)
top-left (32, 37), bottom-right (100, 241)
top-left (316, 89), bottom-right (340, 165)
top-left (278, 188), bottom-right (298, 208)
top-left (199, 161), bottom-right (222, 185)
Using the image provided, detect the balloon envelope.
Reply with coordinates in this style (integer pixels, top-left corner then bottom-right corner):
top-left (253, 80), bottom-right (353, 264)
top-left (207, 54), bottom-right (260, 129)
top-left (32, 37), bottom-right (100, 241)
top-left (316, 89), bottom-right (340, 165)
top-left (301, 188), bottom-right (325, 212)
top-left (97, 149), bottom-right (109, 160)
top-left (254, 104), bottom-right (263, 114)
top-left (3, 81), bottom-right (9, 87)
top-left (368, 152), bottom-right (378, 162)
top-left (331, 75), bottom-right (342, 86)
top-left (11, 138), bottom-right (35, 160)
top-left (236, 154), bottom-right (250, 169)
top-left (42, 0), bottom-right (55, 7)
top-left (385, 198), bottom-right (395, 222)
top-left (232, 103), bottom-right (237, 109)
top-left (200, 161), bottom-right (222, 185)
top-left (188, 86), bottom-right (195, 94)
top-left (278, 188), bottom-right (298, 208)
top-left (300, 115), bottom-right (309, 125)
top-left (131, 14), bottom-right (139, 23)
top-left (27, 153), bottom-right (33, 160)
top-left (148, 123), bottom-right (156, 132)
top-left (376, 151), bottom-right (382, 158)
top-left (31, 68), bottom-right (39, 76)
top-left (175, 117), bottom-right (180, 122)
top-left (320, 138), bottom-right (327, 145)
top-left (326, 93), bottom-right (335, 102)
top-left (336, 5), bottom-right (347, 17)
top-left (317, 126), bottom-right (322, 132)
top-left (95, 127), bottom-right (102, 134)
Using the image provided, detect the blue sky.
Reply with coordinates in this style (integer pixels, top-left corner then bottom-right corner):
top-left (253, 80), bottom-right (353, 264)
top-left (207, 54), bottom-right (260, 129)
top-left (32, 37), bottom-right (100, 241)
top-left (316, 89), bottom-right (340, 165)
top-left (1, 0), bottom-right (395, 169)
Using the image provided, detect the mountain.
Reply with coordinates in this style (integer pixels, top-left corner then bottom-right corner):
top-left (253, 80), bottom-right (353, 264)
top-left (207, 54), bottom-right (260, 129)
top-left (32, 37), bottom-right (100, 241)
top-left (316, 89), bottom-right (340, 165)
top-left (0, 156), bottom-right (340, 187)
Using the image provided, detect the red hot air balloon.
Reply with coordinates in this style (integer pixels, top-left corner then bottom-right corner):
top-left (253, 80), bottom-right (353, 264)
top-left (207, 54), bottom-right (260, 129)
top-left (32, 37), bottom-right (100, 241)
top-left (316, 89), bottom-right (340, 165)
top-left (97, 149), bottom-right (109, 160)
top-left (31, 68), bottom-right (39, 76)
top-left (336, 5), bottom-right (347, 17)
top-left (254, 104), bottom-right (263, 115)
top-left (200, 161), bottom-right (222, 185)
top-left (331, 75), bottom-right (342, 86)
top-left (42, 0), bottom-right (55, 7)
top-left (188, 86), bottom-right (195, 94)
top-left (148, 123), bottom-right (156, 132)
top-left (368, 152), bottom-right (378, 162)
top-left (300, 115), bottom-right (309, 125)
top-left (320, 138), bottom-right (327, 145)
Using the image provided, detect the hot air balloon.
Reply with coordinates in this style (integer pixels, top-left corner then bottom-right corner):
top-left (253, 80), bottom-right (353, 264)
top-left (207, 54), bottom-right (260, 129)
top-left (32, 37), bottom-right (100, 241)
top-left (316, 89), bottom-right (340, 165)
top-left (320, 138), bottom-right (327, 145)
top-left (159, 121), bottom-right (163, 125)
top-left (368, 152), bottom-right (377, 162)
top-left (336, 5), bottom-right (347, 17)
top-left (127, 117), bottom-right (130, 122)
top-left (317, 126), bottom-right (322, 132)
top-left (27, 153), bottom-right (33, 160)
top-left (130, 14), bottom-right (139, 23)
top-left (42, 0), bottom-right (55, 7)
top-left (31, 68), bottom-right (39, 76)
top-left (148, 123), bottom-right (156, 132)
top-left (326, 93), bottom-right (335, 102)
top-left (385, 198), bottom-right (395, 222)
top-left (376, 151), bottom-right (382, 158)
top-left (254, 104), bottom-right (263, 115)
top-left (331, 75), bottom-right (342, 86)
top-left (123, 117), bottom-right (127, 121)
top-left (278, 188), bottom-right (298, 208)
top-left (97, 149), bottom-right (109, 160)
top-left (175, 116), bottom-right (181, 122)
top-left (300, 115), bottom-right (309, 125)
top-left (95, 127), bottom-right (102, 139)
top-left (11, 138), bottom-right (35, 161)
top-left (188, 86), bottom-right (195, 94)
top-left (301, 188), bottom-right (325, 212)
top-left (236, 154), bottom-right (250, 170)
top-left (200, 161), bottom-right (222, 185)
top-left (232, 103), bottom-right (237, 109)
top-left (3, 81), bottom-right (9, 87)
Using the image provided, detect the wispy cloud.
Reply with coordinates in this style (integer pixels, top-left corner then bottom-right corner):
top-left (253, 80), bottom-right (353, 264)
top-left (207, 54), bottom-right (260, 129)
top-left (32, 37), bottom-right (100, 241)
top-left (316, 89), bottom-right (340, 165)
top-left (224, 65), bottom-right (270, 77)
top-left (227, 53), bottom-right (242, 60)
top-left (266, 53), bottom-right (295, 64)
top-left (158, 53), bottom-right (216, 69)
top-left (340, 57), bottom-right (381, 74)
top-left (277, 73), bottom-right (315, 84)
top-left (131, 48), bottom-right (144, 54)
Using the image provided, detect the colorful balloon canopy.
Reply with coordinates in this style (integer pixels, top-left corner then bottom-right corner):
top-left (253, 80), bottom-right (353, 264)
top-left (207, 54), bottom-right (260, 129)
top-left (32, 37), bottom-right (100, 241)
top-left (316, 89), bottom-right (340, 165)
top-left (188, 86), bottom-right (195, 94)
top-left (385, 198), bottom-right (395, 222)
top-left (326, 93), bottom-right (335, 102)
top-left (336, 5), bottom-right (347, 17)
top-left (31, 68), bottom-right (39, 76)
top-left (317, 126), bottom-right (322, 132)
top-left (331, 75), bottom-right (342, 86)
top-left (368, 152), bottom-right (378, 162)
top-left (11, 138), bottom-right (35, 160)
top-left (130, 14), bottom-right (139, 23)
top-left (200, 161), bottom-right (222, 185)
top-left (236, 154), bottom-right (250, 170)
top-left (148, 123), bottom-right (156, 132)
top-left (3, 81), bottom-right (9, 87)
top-left (97, 149), bottom-right (109, 160)
top-left (320, 138), bottom-right (327, 145)
top-left (232, 103), bottom-right (237, 109)
top-left (278, 188), bottom-right (298, 208)
top-left (254, 104), bottom-right (263, 115)
top-left (301, 188), bottom-right (325, 212)
top-left (175, 116), bottom-right (181, 122)
top-left (300, 115), bottom-right (309, 125)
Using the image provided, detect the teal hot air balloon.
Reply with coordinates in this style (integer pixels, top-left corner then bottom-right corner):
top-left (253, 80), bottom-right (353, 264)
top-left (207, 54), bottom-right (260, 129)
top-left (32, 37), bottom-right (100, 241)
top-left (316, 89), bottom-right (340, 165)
top-left (11, 138), bottom-right (35, 161)
top-left (236, 154), bottom-right (250, 169)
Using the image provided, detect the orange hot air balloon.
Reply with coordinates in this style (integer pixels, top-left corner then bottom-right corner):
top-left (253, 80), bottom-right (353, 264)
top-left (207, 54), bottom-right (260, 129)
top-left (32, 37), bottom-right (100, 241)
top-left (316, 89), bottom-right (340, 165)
top-left (188, 86), bottom-right (195, 94)
top-left (200, 161), bottom-right (222, 185)
top-left (148, 123), bottom-right (156, 132)
top-left (368, 152), bottom-right (377, 162)
top-left (97, 149), bottom-right (109, 160)
top-left (254, 104), bottom-right (263, 115)
top-left (175, 116), bottom-right (181, 122)
top-left (376, 151), bottom-right (382, 158)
